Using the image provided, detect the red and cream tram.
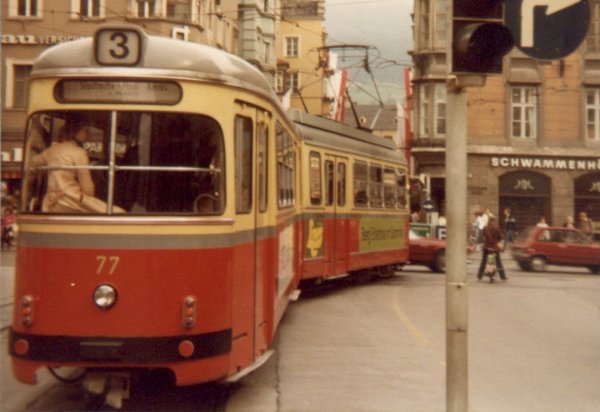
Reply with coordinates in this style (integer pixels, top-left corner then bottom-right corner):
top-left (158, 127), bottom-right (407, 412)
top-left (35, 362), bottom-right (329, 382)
top-left (9, 24), bottom-right (408, 404)
top-left (291, 111), bottom-right (409, 280)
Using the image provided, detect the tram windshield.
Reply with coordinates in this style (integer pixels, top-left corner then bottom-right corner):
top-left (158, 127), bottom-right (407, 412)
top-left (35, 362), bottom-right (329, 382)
top-left (22, 111), bottom-right (225, 215)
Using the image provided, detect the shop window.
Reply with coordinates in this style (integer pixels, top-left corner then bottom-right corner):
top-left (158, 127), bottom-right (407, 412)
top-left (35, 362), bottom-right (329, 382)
top-left (499, 171), bottom-right (550, 230)
top-left (574, 172), bottom-right (600, 222)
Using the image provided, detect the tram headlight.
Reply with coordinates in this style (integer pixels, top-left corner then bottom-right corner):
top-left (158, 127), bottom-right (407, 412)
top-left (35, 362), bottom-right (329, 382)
top-left (93, 284), bottom-right (117, 309)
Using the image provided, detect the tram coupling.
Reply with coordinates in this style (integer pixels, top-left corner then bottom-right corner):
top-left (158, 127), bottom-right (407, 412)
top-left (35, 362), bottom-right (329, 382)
top-left (82, 371), bottom-right (130, 409)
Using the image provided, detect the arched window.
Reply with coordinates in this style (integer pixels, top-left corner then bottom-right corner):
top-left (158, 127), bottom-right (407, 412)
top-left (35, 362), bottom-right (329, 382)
top-left (574, 172), bottom-right (600, 222)
top-left (499, 171), bottom-right (551, 230)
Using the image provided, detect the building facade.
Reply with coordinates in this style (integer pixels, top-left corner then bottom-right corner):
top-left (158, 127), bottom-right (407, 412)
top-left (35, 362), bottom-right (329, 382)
top-left (410, 0), bottom-right (600, 231)
top-left (237, 0), bottom-right (278, 83)
top-left (1, 0), bottom-right (239, 195)
top-left (276, 0), bottom-right (329, 115)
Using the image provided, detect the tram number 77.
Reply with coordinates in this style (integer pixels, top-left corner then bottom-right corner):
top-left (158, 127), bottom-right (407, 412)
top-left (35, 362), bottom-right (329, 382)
top-left (96, 256), bottom-right (120, 275)
top-left (94, 27), bottom-right (142, 67)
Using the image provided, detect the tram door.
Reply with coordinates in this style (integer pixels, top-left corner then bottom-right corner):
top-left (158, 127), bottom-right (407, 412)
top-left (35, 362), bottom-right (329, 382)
top-left (253, 111), bottom-right (272, 356)
top-left (323, 155), bottom-right (348, 275)
top-left (232, 112), bottom-right (259, 364)
top-left (234, 108), bottom-right (276, 360)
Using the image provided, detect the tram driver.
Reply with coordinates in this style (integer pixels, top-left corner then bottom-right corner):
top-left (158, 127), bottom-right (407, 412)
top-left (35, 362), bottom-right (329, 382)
top-left (31, 117), bottom-right (125, 214)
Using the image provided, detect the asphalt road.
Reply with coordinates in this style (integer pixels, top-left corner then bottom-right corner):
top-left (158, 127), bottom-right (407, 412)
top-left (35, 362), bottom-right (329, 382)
top-left (2, 250), bottom-right (599, 411)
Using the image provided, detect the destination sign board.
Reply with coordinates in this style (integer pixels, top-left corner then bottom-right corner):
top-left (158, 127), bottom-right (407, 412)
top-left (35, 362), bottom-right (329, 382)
top-left (55, 80), bottom-right (182, 104)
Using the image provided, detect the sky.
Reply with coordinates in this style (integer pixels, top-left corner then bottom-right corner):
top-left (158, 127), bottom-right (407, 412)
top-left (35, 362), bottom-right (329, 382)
top-left (324, 0), bottom-right (414, 104)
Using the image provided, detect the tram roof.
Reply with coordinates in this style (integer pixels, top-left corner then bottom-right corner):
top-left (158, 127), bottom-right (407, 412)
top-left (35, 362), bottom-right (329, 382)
top-left (289, 109), bottom-right (405, 164)
top-left (30, 26), bottom-right (276, 100)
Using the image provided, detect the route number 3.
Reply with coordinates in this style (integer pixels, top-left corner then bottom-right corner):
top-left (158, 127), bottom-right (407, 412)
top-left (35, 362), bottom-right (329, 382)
top-left (95, 28), bottom-right (141, 66)
top-left (96, 256), bottom-right (120, 275)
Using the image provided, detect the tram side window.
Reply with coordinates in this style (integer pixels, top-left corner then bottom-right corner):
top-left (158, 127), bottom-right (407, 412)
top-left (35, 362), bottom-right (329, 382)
top-left (258, 122), bottom-right (269, 213)
top-left (325, 160), bottom-right (334, 206)
top-left (369, 164), bottom-right (383, 208)
top-left (397, 169), bottom-right (408, 209)
top-left (235, 116), bottom-right (253, 213)
top-left (309, 151), bottom-right (322, 205)
top-left (22, 111), bottom-right (117, 214)
top-left (276, 122), bottom-right (295, 208)
top-left (115, 112), bottom-right (225, 215)
top-left (22, 111), bottom-right (225, 215)
top-left (353, 161), bottom-right (368, 207)
top-left (384, 167), bottom-right (397, 208)
top-left (337, 162), bottom-right (346, 207)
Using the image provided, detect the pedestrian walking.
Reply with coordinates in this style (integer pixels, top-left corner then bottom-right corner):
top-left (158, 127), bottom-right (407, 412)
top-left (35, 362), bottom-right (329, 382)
top-left (503, 207), bottom-right (516, 250)
top-left (477, 214), bottom-right (507, 281)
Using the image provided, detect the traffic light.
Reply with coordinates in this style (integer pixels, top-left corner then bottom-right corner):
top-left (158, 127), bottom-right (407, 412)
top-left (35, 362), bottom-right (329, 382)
top-left (452, 0), bottom-right (514, 75)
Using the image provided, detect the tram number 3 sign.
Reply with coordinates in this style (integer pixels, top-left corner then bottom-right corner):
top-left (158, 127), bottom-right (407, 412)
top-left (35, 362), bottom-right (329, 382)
top-left (94, 26), bottom-right (143, 66)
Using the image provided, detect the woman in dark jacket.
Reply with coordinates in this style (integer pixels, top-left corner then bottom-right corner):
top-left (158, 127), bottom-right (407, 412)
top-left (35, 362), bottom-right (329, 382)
top-left (477, 214), bottom-right (508, 281)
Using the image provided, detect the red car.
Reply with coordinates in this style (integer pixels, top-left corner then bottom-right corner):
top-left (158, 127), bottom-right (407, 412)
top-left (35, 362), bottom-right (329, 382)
top-left (408, 229), bottom-right (447, 272)
top-left (511, 226), bottom-right (600, 274)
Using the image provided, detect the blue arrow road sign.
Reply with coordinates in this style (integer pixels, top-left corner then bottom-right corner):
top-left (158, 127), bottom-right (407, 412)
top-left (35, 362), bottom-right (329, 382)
top-left (505, 0), bottom-right (590, 60)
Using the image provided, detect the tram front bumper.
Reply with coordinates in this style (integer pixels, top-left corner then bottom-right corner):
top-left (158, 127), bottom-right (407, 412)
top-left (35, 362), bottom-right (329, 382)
top-left (9, 328), bottom-right (232, 364)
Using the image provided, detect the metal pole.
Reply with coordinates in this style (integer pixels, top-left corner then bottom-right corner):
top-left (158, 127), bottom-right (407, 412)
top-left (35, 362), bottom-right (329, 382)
top-left (445, 80), bottom-right (469, 412)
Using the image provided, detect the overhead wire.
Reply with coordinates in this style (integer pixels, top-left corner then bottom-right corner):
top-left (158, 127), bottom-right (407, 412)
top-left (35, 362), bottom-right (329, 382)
top-left (26, 2), bottom-right (409, 70)
top-left (21, 2), bottom-right (408, 104)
